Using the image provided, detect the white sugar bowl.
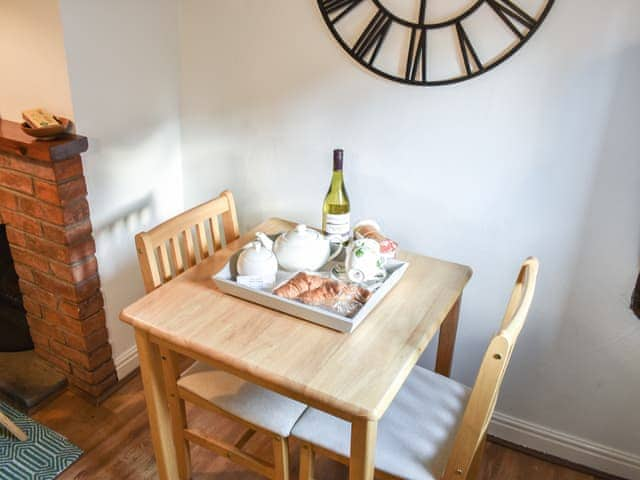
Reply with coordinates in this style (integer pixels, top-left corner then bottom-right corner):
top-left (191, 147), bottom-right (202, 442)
top-left (237, 234), bottom-right (278, 278)
top-left (273, 224), bottom-right (342, 272)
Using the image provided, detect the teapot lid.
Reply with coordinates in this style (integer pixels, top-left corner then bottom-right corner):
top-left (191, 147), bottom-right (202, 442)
top-left (241, 239), bottom-right (275, 261)
top-left (280, 224), bottom-right (322, 243)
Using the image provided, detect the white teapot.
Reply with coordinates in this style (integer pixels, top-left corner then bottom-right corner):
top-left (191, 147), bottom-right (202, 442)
top-left (237, 234), bottom-right (278, 278)
top-left (273, 224), bottom-right (342, 272)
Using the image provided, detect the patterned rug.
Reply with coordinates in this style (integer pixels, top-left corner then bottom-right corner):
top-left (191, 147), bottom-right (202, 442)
top-left (0, 402), bottom-right (83, 479)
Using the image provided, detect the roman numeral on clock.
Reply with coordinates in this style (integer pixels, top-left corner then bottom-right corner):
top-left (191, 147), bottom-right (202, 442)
top-left (406, 28), bottom-right (427, 82)
top-left (456, 23), bottom-right (483, 75)
top-left (352, 9), bottom-right (392, 65)
top-left (320, 0), bottom-right (364, 24)
top-left (406, 0), bottom-right (427, 82)
top-left (487, 0), bottom-right (537, 39)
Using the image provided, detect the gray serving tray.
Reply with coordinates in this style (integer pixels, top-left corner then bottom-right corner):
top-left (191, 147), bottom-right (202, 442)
top-left (213, 255), bottom-right (409, 333)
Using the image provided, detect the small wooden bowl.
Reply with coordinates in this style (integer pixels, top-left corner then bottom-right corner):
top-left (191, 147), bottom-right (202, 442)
top-left (21, 116), bottom-right (72, 141)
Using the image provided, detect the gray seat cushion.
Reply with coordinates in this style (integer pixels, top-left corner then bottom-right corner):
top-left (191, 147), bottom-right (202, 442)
top-left (292, 366), bottom-right (470, 480)
top-left (177, 361), bottom-right (307, 437)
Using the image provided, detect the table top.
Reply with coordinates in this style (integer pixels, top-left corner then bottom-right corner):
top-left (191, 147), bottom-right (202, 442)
top-left (121, 218), bottom-right (472, 421)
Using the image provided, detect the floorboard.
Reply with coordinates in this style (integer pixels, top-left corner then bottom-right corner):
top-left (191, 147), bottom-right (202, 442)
top-left (29, 373), bottom-right (602, 480)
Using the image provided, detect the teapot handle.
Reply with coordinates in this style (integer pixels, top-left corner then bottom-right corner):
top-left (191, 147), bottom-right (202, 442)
top-left (255, 232), bottom-right (274, 251)
top-left (327, 242), bottom-right (343, 262)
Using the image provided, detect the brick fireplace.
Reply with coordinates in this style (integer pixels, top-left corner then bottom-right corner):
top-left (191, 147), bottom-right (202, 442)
top-left (0, 119), bottom-right (116, 400)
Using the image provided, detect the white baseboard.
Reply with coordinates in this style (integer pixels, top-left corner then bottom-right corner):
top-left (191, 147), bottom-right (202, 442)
top-left (490, 411), bottom-right (640, 479)
top-left (114, 345), bottom-right (139, 380)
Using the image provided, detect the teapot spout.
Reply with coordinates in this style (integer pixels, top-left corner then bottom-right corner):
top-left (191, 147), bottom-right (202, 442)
top-left (256, 232), bottom-right (274, 251)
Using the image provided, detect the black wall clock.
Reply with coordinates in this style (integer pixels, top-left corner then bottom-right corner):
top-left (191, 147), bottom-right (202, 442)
top-left (317, 0), bottom-right (555, 86)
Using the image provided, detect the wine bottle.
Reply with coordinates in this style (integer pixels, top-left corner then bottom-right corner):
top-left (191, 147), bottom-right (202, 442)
top-left (322, 149), bottom-right (351, 243)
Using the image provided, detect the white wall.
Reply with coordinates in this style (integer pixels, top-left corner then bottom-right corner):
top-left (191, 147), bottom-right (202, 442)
top-left (179, 0), bottom-right (640, 475)
top-left (0, 0), bottom-right (73, 122)
top-left (59, 0), bottom-right (184, 378)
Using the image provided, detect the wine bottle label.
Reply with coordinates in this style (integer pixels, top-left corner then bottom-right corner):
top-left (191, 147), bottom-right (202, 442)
top-left (324, 213), bottom-right (351, 241)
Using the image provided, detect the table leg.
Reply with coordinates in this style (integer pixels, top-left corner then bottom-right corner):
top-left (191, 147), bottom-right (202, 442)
top-left (135, 330), bottom-right (179, 480)
top-left (160, 347), bottom-right (192, 479)
top-left (349, 417), bottom-right (377, 480)
top-left (299, 443), bottom-right (315, 480)
top-left (435, 297), bottom-right (461, 377)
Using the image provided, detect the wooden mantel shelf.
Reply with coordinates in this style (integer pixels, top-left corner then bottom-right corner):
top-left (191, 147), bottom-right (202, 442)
top-left (0, 118), bottom-right (88, 162)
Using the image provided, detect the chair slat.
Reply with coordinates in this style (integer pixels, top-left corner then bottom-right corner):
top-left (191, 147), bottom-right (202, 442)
top-left (170, 236), bottom-right (184, 274)
top-left (210, 216), bottom-right (222, 250)
top-left (157, 243), bottom-right (172, 283)
top-left (183, 229), bottom-right (196, 267)
top-left (195, 223), bottom-right (209, 259)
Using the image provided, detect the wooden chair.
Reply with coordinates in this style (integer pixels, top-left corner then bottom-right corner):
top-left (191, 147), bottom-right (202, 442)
top-left (135, 191), bottom-right (307, 480)
top-left (292, 258), bottom-right (539, 480)
top-left (135, 190), bottom-right (239, 292)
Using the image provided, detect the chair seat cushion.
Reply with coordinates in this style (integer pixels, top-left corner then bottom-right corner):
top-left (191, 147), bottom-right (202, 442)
top-left (177, 361), bottom-right (307, 437)
top-left (292, 366), bottom-right (470, 480)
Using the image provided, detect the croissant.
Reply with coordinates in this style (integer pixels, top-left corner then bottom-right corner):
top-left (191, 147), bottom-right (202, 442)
top-left (298, 282), bottom-right (371, 307)
top-left (273, 272), bottom-right (328, 299)
top-left (274, 273), bottom-right (372, 317)
top-left (298, 281), bottom-right (344, 306)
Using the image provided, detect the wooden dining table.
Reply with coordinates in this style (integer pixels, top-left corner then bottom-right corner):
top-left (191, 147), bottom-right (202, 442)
top-left (120, 218), bottom-right (472, 480)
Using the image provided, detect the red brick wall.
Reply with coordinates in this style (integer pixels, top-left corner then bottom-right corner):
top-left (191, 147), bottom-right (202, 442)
top-left (0, 151), bottom-right (116, 399)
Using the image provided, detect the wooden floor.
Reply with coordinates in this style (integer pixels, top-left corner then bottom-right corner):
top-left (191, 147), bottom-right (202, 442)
top-left (30, 373), bottom-right (602, 480)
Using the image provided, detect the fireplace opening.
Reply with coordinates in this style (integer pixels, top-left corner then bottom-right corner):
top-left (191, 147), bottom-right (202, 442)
top-left (0, 223), bottom-right (67, 410)
top-left (0, 225), bottom-right (33, 352)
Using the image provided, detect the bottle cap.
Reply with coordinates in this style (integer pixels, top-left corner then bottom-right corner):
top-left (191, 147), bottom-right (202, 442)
top-left (333, 149), bottom-right (344, 170)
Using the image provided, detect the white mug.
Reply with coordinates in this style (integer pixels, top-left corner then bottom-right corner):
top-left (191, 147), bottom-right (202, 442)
top-left (345, 238), bottom-right (386, 283)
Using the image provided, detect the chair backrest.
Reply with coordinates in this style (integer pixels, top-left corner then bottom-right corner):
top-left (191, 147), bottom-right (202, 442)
top-left (135, 190), bottom-right (239, 293)
top-left (443, 257), bottom-right (539, 479)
